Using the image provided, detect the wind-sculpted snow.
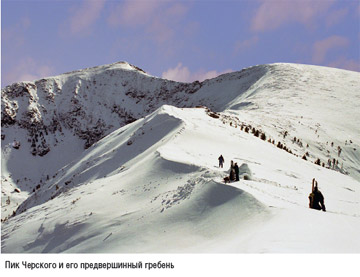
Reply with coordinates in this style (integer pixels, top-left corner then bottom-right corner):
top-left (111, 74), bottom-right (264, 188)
top-left (15, 106), bottom-right (186, 215)
top-left (1, 63), bottom-right (360, 253)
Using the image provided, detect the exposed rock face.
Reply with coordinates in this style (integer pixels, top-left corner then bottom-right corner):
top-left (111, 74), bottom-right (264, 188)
top-left (1, 62), bottom-right (210, 155)
top-left (2, 61), bottom-right (267, 156)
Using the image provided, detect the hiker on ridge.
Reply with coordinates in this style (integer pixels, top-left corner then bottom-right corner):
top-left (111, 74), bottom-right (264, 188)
top-left (309, 178), bottom-right (326, 212)
top-left (234, 163), bottom-right (239, 181)
top-left (229, 160), bottom-right (235, 181)
top-left (218, 155), bottom-right (224, 168)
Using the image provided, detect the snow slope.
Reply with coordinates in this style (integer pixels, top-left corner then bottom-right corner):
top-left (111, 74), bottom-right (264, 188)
top-left (1, 62), bottom-right (360, 253)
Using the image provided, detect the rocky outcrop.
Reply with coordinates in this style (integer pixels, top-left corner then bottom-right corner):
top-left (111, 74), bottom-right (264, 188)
top-left (1, 62), bottom-right (207, 156)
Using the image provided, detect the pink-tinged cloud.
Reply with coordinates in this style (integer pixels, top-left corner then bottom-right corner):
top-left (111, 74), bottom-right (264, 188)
top-left (251, 0), bottom-right (335, 32)
top-left (234, 36), bottom-right (259, 54)
top-left (312, 36), bottom-right (349, 64)
top-left (162, 63), bottom-right (191, 82)
top-left (66, 0), bottom-right (105, 35)
top-left (108, 0), bottom-right (188, 44)
top-left (165, 3), bottom-right (188, 19)
top-left (3, 17), bottom-right (31, 47)
top-left (3, 58), bottom-right (55, 86)
top-left (326, 7), bottom-right (349, 27)
top-left (147, 18), bottom-right (174, 44)
top-left (162, 63), bottom-right (233, 83)
top-left (148, 3), bottom-right (188, 44)
top-left (108, 0), bottom-right (162, 27)
top-left (328, 57), bottom-right (360, 72)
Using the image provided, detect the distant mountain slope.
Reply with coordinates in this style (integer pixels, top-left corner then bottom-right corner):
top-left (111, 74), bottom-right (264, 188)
top-left (223, 63), bottom-right (360, 181)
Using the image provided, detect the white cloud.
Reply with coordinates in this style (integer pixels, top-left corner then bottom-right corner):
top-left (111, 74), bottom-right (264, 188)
top-left (2, 58), bottom-right (55, 86)
top-left (162, 63), bottom-right (232, 83)
top-left (162, 63), bottom-right (191, 82)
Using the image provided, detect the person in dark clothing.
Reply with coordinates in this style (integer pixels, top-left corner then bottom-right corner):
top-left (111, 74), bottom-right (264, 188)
top-left (218, 155), bottom-right (225, 168)
top-left (229, 160), bottom-right (235, 181)
top-left (234, 163), bottom-right (239, 181)
top-left (309, 178), bottom-right (326, 212)
top-left (229, 169), bottom-right (235, 181)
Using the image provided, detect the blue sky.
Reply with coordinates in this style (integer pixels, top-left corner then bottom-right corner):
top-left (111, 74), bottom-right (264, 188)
top-left (2, 0), bottom-right (360, 87)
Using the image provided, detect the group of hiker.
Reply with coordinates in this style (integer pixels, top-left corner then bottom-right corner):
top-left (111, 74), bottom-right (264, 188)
top-left (218, 155), bottom-right (239, 182)
top-left (218, 154), bottom-right (326, 212)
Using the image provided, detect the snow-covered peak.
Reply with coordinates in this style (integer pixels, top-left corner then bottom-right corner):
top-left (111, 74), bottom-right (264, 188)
top-left (57, 61), bottom-right (149, 79)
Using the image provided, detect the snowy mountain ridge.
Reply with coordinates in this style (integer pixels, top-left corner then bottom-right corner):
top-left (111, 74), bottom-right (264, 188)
top-left (1, 62), bottom-right (360, 253)
top-left (1, 61), bottom-right (267, 204)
